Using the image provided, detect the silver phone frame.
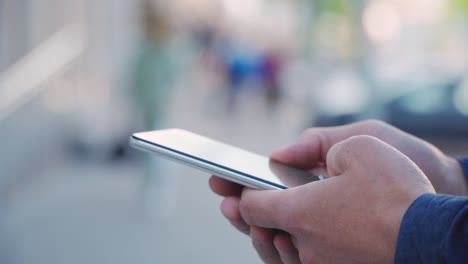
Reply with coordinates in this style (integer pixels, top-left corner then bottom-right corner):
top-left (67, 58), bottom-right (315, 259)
top-left (129, 136), bottom-right (285, 190)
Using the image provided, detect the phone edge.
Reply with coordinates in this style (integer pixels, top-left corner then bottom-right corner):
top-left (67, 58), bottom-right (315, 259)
top-left (129, 136), bottom-right (285, 190)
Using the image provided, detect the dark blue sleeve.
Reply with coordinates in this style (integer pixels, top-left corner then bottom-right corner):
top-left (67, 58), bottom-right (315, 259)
top-left (395, 193), bottom-right (468, 263)
top-left (457, 157), bottom-right (468, 183)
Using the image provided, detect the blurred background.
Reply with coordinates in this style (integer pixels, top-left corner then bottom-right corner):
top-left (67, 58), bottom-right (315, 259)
top-left (0, 0), bottom-right (467, 263)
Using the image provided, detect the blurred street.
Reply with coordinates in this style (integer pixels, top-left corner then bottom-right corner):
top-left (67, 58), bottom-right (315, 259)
top-left (0, 73), bottom-right (310, 264)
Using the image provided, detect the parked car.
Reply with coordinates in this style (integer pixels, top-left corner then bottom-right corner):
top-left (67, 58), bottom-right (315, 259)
top-left (314, 80), bottom-right (468, 138)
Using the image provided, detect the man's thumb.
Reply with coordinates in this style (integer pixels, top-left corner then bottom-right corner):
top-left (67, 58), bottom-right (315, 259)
top-left (326, 135), bottom-right (400, 177)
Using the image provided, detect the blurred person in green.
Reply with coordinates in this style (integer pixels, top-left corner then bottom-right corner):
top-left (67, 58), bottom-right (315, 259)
top-left (132, 0), bottom-right (175, 131)
top-left (132, 0), bottom-right (178, 217)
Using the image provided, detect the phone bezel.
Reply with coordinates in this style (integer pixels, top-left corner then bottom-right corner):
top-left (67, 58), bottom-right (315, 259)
top-left (130, 135), bottom-right (286, 190)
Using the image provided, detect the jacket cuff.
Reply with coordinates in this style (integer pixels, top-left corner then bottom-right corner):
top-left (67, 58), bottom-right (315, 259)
top-left (395, 193), bottom-right (468, 263)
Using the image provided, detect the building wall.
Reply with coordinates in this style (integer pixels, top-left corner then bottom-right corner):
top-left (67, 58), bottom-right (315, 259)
top-left (0, 0), bottom-right (139, 189)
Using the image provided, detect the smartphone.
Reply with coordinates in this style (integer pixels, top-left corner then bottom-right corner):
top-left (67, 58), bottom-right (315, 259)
top-left (129, 129), bottom-right (323, 190)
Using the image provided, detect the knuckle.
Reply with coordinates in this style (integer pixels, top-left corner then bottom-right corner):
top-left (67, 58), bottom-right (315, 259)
top-left (300, 128), bottom-right (318, 139)
top-left (335, 136), bottom-right (383, 165)
top-left (359, 119), bottom-right (389, 135)
top-left (362, 119), bottom-right (387, 128)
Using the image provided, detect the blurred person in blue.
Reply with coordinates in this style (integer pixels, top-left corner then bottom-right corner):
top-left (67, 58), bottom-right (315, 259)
top-left (222, 43), bottom-right (260, 112)
top-left (132, 0), bottom-right (178, 215)
top-left (210, 120), bottom-right (468, 263)
top-left (221, 46), bottom-right (285, 113)
top-left (193, 26), bottom-right (286, 113)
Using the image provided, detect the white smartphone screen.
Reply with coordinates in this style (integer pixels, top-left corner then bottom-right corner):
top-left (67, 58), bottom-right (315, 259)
top-left (130, 129), bottom-right (322, 190)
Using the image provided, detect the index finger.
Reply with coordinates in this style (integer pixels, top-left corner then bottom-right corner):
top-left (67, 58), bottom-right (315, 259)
top-left (209, 176), bottom-right (243, 197)
top-left (271, 120), bottom-right (388, 169)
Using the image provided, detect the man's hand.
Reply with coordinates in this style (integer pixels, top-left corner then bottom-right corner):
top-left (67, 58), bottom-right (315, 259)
top-left (209, 120), bottom-right (467, 263)
top-left (239, 136), bottom-right (435, 263)
top-left (271, 120), bottom-right (466, 196)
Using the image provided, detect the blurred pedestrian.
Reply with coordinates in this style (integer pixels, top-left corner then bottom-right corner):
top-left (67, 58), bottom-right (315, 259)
top-left (131, 0), bottom-right (178, 217)
top-left (260, 51), bottom-right (283, 111)
top-left (132, 0), bottom-right (175, 131)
